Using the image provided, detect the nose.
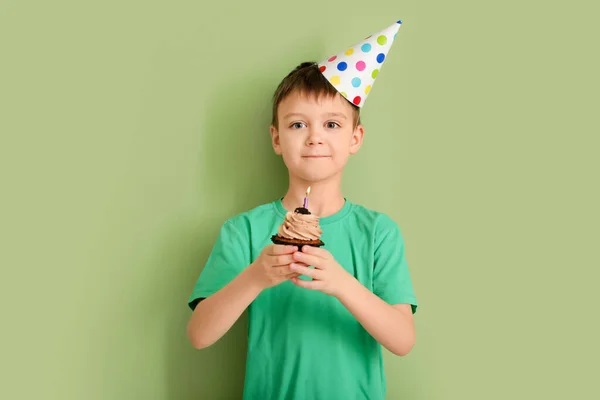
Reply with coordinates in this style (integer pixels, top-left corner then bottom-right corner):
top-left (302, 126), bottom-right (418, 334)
top-left (306, 128), bottom-right (325, 146)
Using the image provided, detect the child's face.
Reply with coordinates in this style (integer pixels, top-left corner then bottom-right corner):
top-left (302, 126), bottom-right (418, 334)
top-left (270, 92), bottom-right (364, 184)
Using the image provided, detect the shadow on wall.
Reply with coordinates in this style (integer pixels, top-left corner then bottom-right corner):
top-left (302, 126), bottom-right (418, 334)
top-left (162, 67), bottom-right (290, 399)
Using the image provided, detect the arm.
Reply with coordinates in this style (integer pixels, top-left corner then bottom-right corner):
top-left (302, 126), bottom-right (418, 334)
top-left (187, 244), bottom-right (298, 349)
top-left (186, 267), bottom-right (261, 349)
top-left (336, 279), bottom-right (415, 356)
top-left (290, 245), bottom-right (417, 356)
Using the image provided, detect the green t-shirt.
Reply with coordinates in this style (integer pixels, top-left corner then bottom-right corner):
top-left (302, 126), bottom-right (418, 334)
top-left (188, 199), bottom-right (418, 400)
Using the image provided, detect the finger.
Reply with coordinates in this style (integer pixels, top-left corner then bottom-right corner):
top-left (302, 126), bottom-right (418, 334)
top-left (291, 277), bottom-right (323, 291)
top-left (270, 254), bottom-right (295, 266)
top-left (292, 251), bottom-right (325, 269)
top-left (268, 244), bottom-right (298, 255)
top-left (284, 272), bottom-right (300, 279)
top-left (290, 263), bottom-right (322, 279)
top-left (285, 263), bottom-right (306, 279)
top-left (272, 265), bottom-right (293, 276)
top-left (292, 262), bottom-right (310, 268)
top-left (301, 245), bottom-right (333, 259)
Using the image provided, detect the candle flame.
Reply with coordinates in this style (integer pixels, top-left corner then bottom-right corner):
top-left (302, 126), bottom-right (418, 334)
top-left (306, 186), bottom-right (311, 196)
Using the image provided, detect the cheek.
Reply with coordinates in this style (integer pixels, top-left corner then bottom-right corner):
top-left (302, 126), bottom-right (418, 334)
top-left (330, 140), bottom-right (350, 156)
top-left (279, 138), bottom-right (302, 160)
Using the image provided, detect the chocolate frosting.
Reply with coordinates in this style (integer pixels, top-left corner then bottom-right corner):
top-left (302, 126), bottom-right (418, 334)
top-left (277, 211), bottom-right (322, 240)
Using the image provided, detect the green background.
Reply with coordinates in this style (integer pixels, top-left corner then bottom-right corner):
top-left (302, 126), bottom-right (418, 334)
top-left (1, 0), bottom-right (598, 399)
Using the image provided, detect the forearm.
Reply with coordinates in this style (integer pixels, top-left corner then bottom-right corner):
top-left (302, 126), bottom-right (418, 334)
top-left (336, 279), bottom-right (415, 356)
top-left (187, 267), bottom-right (262, 349)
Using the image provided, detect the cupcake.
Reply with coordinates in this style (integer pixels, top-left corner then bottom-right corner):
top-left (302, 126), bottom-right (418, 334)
top-left (271, 206), bottom-right (325, 247)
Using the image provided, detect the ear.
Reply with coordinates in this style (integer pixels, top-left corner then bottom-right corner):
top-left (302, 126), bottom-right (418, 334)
top-left (349, 124), bottom-right (365, 155)
top-left (270, 125), bottom-right (282, 155)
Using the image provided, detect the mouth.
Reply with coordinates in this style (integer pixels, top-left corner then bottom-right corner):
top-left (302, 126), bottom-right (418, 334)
top-left (302, 155), bottom-right (330, 159)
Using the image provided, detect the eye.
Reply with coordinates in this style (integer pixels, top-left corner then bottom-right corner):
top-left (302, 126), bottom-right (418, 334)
top-left (325, 121), bottom-right (341, 129)
top-left (290, 122), bottom-right (306, 129)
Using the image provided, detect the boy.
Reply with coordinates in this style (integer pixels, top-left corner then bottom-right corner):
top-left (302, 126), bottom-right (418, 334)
top-left (187, 21), bottom-right (417, 400)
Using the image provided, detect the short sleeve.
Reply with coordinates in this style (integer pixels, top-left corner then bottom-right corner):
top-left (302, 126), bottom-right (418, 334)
top-left (187, 219), bottom-right (250, 310)
top-left (373, 215), bottom-right (418, 314)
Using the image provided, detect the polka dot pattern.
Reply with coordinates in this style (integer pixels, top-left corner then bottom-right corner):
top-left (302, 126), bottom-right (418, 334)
top-left (316, 20), bottom-right (402, 108)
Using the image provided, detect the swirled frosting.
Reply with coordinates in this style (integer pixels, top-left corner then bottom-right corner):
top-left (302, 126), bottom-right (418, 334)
top-left (277, 211), bottom-right (322, 240)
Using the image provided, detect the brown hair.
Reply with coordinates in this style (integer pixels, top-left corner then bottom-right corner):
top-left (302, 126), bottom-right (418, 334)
top-left (271, 62), bottom-right (361, 128)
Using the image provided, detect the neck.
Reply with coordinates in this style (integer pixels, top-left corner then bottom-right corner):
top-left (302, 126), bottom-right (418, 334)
top-left (281, 174), bottom-right (345, 217)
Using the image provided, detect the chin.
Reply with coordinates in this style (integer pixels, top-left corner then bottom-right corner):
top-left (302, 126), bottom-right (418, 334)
top-left (295, 170), bottom-right (340, 183)
top-left (283, 159), bottom-right (344, 182)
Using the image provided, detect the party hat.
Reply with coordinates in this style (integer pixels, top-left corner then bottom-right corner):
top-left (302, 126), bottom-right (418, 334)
top-left (317, 20), bottom-right (403, 108)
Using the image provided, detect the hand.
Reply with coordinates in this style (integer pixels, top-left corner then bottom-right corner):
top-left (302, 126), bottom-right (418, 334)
top-left (247, 244), bottom-right (299, 290)
top-left (289, 246), bottom-right (355, 297)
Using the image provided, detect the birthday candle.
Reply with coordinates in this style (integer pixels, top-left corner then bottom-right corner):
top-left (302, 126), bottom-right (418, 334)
top-left (303, 186), bottom-right (311, 208)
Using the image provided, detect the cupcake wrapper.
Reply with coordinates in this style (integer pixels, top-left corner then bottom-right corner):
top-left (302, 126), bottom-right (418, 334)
top-left (271, 235), bottom-right (325, 248)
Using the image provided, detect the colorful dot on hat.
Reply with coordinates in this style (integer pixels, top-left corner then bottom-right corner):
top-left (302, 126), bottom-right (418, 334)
top-left (345, 48), bottom-right (354, 56)
top-left (341, 92), bottom-right (348, 98)
top-left (361, 43), bottom-right (371, 53)
top-left (372, 69), bottom-right (379, 78)
top-left (319, 65), bottom-right (326, 73)
top-left (376, 53), bottom-right (385, 63)
top-left (351, 77), bottom-right (361, 88)
top-left (377, 35), bottom-right (387, 45)
top-left (394, 33), bottom-right (397, 39)
top-left (330, 75), bottom-right (341, 85)
top-left (328, 55), bottom-right (337, 62)
top-left (397, 20), bottom-right (402, 24)
top-left (353, 96), bottom-right (362, 105)
top-left (365, 85), bottom-right (372, 94)
top-left (356, 61), bottom-right (366, 71)
top-left (337, 62), bottom-right (347, 71)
